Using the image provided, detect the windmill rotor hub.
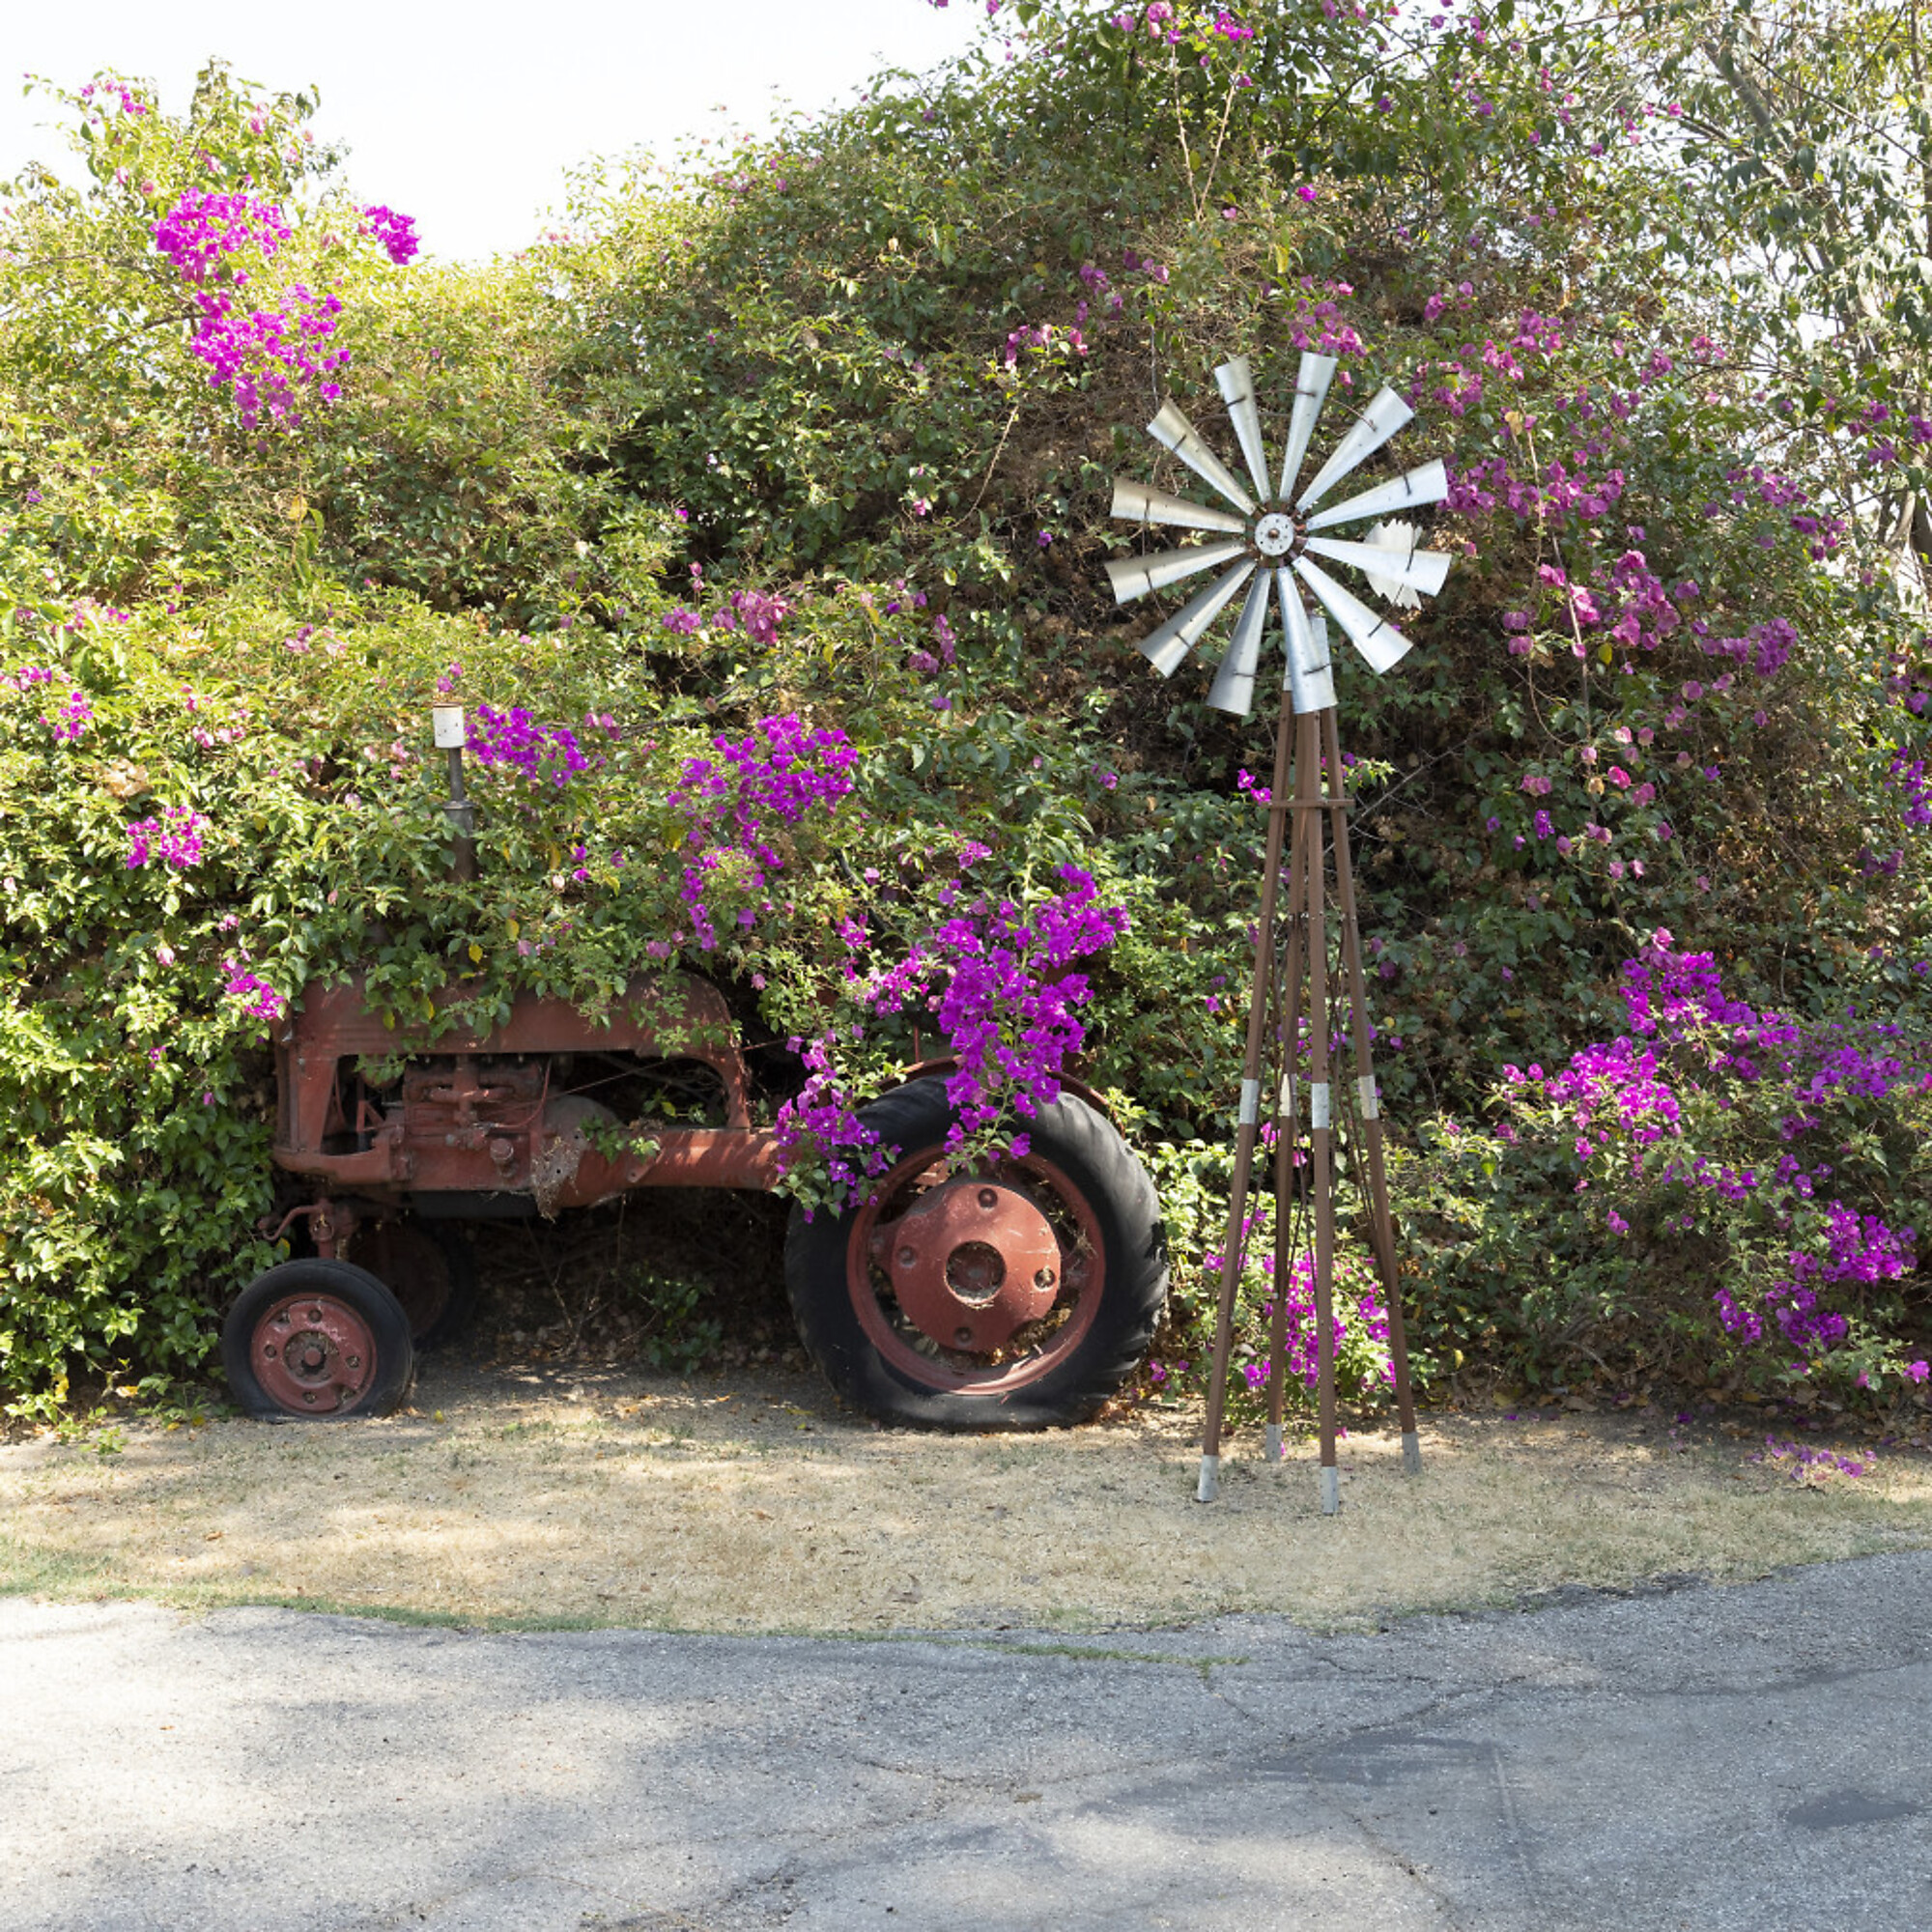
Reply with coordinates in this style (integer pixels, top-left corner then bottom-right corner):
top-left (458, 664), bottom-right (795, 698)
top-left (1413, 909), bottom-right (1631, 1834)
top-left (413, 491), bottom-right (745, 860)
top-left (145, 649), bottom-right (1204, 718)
top-left (1251, 509), bottom-right (1297, 558)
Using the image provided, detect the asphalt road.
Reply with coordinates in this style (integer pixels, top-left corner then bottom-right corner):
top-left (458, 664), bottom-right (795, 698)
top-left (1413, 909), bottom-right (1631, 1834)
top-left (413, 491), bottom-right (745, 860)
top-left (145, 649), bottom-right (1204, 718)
top-left (4, 1551), bottom-right (1931, 1930)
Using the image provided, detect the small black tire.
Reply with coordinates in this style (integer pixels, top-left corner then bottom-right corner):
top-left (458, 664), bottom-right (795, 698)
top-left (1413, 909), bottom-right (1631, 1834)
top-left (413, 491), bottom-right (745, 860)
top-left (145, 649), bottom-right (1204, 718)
top-left (785, 1077), bottom-right (1167, 1430)
top-left (221, 1259), bottom-right (415, 1422)
top-left (344, 1219), bottom-right (477, 1350)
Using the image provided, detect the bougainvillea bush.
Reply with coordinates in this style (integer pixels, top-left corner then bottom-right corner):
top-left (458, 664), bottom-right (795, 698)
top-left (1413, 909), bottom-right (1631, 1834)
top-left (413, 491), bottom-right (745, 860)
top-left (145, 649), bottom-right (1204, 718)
top-left (5, 9), bottom-right (1932, 1419)
top-left (1405, 934), bottom-right (1932, 1398)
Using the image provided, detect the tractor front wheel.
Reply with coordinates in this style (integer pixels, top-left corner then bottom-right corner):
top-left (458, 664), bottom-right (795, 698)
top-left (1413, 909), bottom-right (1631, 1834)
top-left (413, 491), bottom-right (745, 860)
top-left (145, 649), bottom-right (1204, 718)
top-left (221, 1260), bottom-right (414, 1421)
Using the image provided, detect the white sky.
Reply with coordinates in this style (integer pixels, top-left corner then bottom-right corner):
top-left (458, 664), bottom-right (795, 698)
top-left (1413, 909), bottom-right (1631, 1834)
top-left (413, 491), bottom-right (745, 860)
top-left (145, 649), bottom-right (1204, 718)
top-left (1, 0), bottom-right (987, 262)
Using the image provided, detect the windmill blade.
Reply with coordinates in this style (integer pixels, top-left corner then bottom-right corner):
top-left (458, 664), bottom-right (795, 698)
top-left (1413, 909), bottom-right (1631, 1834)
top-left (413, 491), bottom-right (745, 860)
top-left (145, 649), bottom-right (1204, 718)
top-left (1213, 356), bottom-right (1272, 503)
top-left (1147, 400), bottom-right (1257, 515)
top-left (1276, 570), bottom-right (1337, 715)
top-left (1137, 559), bottom-right (1257, 677)
top-left (1294, 557), bottom-right (1414, 673)
top-left (1277, 352), bottom-right (1336, 502)
top-left (1355, 520), bottom-right (1426, 609)
top-left (1206, 571), bottom-right (1273, 716)
top-left (1302, 528), bottom-right (1453, 602)
top-left (1296, 386), bottom-right (1414, 513)
top-left (1106, 538), bottom-right (1248, 606)
top-left (1302, 457), bottom-right (1450, 532)
top-left (1110, 478), bottom-right (1248, 537)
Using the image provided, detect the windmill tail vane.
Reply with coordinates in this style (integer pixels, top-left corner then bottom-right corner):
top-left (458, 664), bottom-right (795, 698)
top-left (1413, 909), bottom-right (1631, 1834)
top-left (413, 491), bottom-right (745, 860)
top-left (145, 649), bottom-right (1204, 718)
top-left (1104, 351), bottom-right (1453, 716)
top-left (1102, 350), bottom-right (1453, 1515)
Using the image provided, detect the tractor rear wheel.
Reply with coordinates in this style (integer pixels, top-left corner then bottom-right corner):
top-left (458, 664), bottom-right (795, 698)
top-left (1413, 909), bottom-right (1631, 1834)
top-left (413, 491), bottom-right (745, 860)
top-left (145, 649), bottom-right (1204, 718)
top-left (785, 1077), bottom-right (1167, 1430)
top-left (344, 1219), bottom-right (476, 1350)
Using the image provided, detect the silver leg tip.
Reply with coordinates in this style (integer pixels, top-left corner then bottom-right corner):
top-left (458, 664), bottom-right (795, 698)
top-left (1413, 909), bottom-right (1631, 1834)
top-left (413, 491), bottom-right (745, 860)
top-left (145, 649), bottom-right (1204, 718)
top-left (1319, 1465), bottom-right (1340, 1515)
top-left (1196, 1454), bottom-right (1221, 1503)
top-left (1264, 1424), bottom-right (1283, 1462)
top-left (1402, 1429), bottom-right (1422, 1475)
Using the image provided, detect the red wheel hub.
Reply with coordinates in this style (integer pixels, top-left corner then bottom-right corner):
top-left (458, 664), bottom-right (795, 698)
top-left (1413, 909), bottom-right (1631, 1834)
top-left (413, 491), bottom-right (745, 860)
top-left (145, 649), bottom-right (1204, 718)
top-left (847, 1144), bottom-right (1106, 1395)
top-left (874, 1177), bottom-right (1064, 1353)
top-left (251, 1294), bottom-right (379, 1415)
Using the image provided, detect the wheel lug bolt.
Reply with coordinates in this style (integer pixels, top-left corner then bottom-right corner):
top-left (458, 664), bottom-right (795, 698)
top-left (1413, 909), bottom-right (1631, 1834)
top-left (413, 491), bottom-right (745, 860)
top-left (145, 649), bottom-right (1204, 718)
top-left (978, 1188), bottom-right (998, 1209)
top-left (898, 1247), bottom-right (917, 1267)
top-left (955, 1327), bottom-right (974, 1346)
top-left (345, 1355), bottom-right (360, 1369)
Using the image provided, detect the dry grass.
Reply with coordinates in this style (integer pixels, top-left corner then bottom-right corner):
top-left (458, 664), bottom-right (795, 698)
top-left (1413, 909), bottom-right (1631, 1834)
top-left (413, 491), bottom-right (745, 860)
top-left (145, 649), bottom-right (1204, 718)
top-left (5, 1365), bottom-right (1932, 1634)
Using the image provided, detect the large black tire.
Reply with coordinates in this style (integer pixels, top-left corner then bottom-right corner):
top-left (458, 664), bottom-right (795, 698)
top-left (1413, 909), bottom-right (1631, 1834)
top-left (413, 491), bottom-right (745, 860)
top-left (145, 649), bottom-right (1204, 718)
top-left (221, 1259), bottom-right (415, 1422)
top-left (785, 1077), bottom-right (1167, 1429)
top-left (344, 1219), bottom-right (476, 1350)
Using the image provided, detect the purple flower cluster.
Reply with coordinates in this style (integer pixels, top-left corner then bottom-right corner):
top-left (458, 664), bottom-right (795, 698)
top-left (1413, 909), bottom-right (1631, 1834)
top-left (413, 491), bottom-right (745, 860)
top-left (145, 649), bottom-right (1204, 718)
top-left (656, 589), bottom-right (790, 642)
top-left (1233, 1252), bottom-right (1392, 1394)
top-left (186, 285), bottom-right (349, 426)
top-left (862, 866), bottom-right (1128, 1150)
top-left (154, 190), bottom-right (349, 427)
top-left (5, 665), bottom-right (95, 741)
top-left (771, 1031), bottom-right (894, 1211)
top-left (126, 807), bottom-right (210, 870)
top-left (154, 189), bottom-right (292, 284)
top-left (467, 704), bottom-right (590, 788)
top-left (668, 715), bottom-right (857, 951)
top-left (49, 689), bottom-right (94, 741)
top-left (730, 587), bottom-right (790, 644)
top-left (360, 205), bottom-right (420, 265)
top-left (222, 965), bottom-right (288, 1026)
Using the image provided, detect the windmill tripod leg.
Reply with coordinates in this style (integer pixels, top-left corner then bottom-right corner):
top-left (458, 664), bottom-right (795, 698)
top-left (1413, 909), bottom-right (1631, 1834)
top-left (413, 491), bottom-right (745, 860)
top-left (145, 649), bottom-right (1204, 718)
top-left (1321, 711), bottom-right (1430, 1476)
top-left (1197, 680), bottom-right (1299, 1504)
top-left (1298, 712), bottom-right (1344, 1516)
top-left (1264, 711), bottom-right (1315, 1466)
top-left (1321, 708), bottom-right (1423, 1475)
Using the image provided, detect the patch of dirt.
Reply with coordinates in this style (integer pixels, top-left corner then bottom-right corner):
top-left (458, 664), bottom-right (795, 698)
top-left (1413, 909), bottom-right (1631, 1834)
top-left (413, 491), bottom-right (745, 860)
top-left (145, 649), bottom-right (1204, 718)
top-left (6, 1365), bottom-right (1932, 1634)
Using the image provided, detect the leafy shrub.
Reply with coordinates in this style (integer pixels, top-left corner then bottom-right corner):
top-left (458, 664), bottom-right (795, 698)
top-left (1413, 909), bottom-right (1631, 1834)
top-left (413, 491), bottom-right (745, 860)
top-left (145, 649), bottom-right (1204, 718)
top-left (8, 9), bottom-right (1932, 1420)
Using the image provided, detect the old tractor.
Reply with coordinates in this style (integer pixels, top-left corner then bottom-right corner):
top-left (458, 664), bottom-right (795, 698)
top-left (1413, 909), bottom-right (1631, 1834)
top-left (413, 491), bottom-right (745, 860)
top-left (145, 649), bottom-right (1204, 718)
top-left (221, 715), bottom-right (1169, 1431)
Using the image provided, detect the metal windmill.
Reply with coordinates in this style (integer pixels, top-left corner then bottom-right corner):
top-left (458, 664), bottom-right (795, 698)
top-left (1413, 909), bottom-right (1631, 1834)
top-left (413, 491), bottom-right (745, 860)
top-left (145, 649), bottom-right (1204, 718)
top-left (1105, 351), bottom-right (1450, 1511)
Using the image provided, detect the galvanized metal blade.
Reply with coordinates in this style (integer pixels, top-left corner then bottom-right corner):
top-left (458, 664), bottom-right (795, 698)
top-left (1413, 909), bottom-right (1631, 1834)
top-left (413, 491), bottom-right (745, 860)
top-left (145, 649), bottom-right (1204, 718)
top-left (1276, 570), bottom-right (1337, 714)
top-left (1302, 457), bottom-right (1450, 532)
top-left (1136, 558), bottom-right (1257, 677)
top-left (1213, 356), bottom-right (1273, 504)
top-left (1277, 352), bottom-right (1336, 502)
top-left (1110, 477), bottom-right (1248, 537)
top-left (1147, 400), bottom-right (1257, 515)
top-left (1106, 537), bottom-right (1249, 606)
top-left (1294, 556), bottom-right (1414, 673)
top-left (1296, 386), bottom-right (1414, 512)
top-left (1302, 529), bottom-right (1452, 601)
top-left (1206, 570), bottom-right (1273, 716)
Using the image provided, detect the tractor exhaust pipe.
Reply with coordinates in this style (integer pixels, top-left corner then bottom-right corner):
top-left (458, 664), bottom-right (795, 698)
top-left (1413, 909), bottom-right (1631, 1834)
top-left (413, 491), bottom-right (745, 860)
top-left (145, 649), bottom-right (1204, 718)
top-left (432, 704), bottom-right (479, 881)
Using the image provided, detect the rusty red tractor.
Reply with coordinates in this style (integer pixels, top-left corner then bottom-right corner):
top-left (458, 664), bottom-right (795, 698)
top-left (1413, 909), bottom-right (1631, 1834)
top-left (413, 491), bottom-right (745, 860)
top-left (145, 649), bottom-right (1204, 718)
top-left (223, 741), bottom-right (1169, 1429)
